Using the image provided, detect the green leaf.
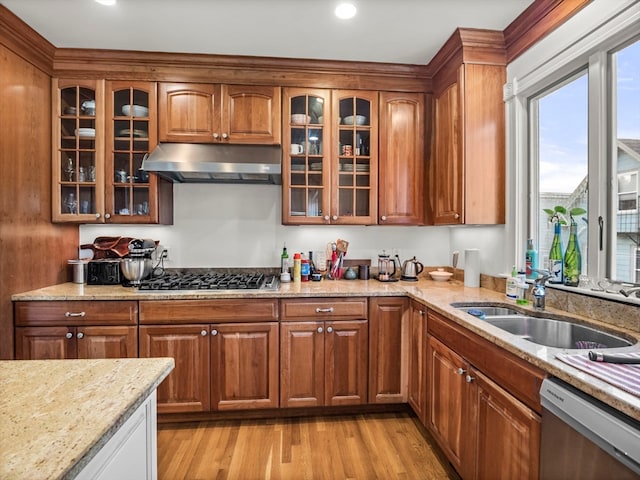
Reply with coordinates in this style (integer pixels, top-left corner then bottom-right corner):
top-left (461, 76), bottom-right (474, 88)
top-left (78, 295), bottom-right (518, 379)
top-left (554, 206), bottom-right (567, 214)
top-left (570, 207), bottom-right (586, 216)
top-left (543, 209), bottom-right (555, 216)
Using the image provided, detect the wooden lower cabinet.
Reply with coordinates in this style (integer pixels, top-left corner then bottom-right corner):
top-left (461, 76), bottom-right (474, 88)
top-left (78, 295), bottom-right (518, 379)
top-left (280, 320), bottom-right (368, 408)
top-left (368, 297), bottom-right (408, 403)
top-left (139, 322), bottom-right (279, 414)
top-left (427, 311), bottom-right (542, 480)
top-left (407, 300), bottom-right (427, 424)
top-left (15, 325), bottom-right (137, 359)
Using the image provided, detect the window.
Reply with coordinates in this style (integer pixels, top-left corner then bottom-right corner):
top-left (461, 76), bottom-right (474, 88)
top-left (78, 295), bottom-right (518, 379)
top-left (527, 37), bottom-right (640, 285)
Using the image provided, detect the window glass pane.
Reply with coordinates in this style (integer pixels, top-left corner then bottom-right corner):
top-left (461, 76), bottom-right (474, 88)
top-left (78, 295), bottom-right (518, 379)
top-left (535, 73), bottom-right (589, 278)
top-left (613, 39), bottom-right (640, 283)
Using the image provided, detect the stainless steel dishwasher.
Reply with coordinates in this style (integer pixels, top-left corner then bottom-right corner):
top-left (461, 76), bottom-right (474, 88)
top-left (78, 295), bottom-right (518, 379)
top-left (540, 377), bottom-right (640, 479)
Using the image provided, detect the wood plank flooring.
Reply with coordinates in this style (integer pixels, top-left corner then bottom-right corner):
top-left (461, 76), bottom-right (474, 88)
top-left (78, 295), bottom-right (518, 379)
top-left (158, 412), bottom-right (460, 480)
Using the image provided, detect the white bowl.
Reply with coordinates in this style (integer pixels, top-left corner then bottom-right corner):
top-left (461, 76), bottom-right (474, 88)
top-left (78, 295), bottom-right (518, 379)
top-left (75, 128), bottom-right (96, 138)
top-left (122, 104), bottom-right (149, 117)
top-left (343, 115), bottom-right (367, 125)
top-left (429, 269), bottom-right (453, 282)
top-left (291, 114), bottom-right (310, 125)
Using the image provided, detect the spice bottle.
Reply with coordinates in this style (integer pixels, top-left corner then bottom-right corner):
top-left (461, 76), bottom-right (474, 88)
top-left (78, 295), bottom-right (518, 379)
top-left (293, 253), bottom-right (301, 282)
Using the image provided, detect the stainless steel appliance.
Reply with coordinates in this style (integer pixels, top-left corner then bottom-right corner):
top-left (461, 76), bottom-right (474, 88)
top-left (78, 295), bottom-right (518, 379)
top-left (540, 377), bottom-right (640, 479)
top-left (400, 255), bottom-right (424, 281)
top-left (87, 259), bottom-right (122, 285)
top-left (377, 253), bottom-right (397, 282)
top-left (120, 239), bottom-right (156, 286)
top-left (137, 271), bottom-right (279, 291)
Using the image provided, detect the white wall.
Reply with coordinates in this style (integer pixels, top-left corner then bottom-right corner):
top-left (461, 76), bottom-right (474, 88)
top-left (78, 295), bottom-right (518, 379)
top-left (80, 183), bottom-right (507, 273)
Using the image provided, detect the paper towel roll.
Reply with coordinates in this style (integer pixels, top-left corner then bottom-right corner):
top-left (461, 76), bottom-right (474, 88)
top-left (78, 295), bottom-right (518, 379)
top-left (464, 248), bottom-right (480, 287)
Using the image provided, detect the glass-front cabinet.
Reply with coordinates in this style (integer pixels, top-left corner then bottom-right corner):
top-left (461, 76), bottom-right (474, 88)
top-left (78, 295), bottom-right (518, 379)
top-left (282, 88), bottom-right (377, 224)
top-left (106, 81), bottom-right (158, 223)
top-left (53, 79), bottom-right (172, 224)
top-left (53, 79), bottom-right (104, 222)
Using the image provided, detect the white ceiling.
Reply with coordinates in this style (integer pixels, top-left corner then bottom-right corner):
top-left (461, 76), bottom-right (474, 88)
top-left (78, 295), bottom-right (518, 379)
top-left (1, 0), bottom-right (535, 65)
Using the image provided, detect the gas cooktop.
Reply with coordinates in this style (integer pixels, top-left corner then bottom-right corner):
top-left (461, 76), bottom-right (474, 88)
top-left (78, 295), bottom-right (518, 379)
top-left (137, 271), bottom-right (279, 291)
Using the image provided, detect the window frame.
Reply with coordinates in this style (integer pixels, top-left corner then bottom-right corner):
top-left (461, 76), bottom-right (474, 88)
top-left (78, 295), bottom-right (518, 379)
top-left (505, 1), bottom-right (640, 294)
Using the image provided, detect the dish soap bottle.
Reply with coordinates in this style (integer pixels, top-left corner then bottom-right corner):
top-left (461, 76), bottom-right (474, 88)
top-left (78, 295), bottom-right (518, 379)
top-left (548, 222), bottom-right (563, 284)
top-left (506, 265), bottom-right (518, 301)
top-left (563, 220), bottom-right (581, 286)
top-left (525, 239), bottom-right (538, 279)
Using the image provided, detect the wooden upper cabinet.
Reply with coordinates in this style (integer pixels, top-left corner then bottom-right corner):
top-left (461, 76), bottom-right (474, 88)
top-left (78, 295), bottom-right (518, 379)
top-left (430, 29), bottom-right (506, 225)
top-left (158, 82), bottom-right (280, 144)
top-left (378, 92), bottom-right (425, 225)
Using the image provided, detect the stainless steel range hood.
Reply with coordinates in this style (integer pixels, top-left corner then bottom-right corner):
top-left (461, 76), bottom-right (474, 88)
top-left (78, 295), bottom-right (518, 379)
top-left (142, 143), bottom-right (282, 184)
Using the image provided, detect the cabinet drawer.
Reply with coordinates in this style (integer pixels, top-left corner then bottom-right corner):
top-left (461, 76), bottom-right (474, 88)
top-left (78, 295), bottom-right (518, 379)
top-left (139, 299), bottom-right (278, 324)
top-left (280, 298), bottom-right (367, 321)
top-left (14, 301), bottom-right (138, 326)
top-left (427, 310), bottom-right (546, 413)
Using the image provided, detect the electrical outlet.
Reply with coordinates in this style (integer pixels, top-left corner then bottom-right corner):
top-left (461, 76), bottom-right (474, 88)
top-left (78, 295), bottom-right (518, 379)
top-left (161, 249), bottom-right (169, 259)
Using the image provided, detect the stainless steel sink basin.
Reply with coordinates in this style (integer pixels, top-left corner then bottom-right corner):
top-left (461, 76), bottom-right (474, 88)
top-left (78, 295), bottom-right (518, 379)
top-left (451, 302), bottom-right (635, 349)
top-left (484, 316), bottom-right (633, 349)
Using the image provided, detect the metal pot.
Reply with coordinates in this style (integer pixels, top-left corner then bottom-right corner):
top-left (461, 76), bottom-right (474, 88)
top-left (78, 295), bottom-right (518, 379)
top-left (401, 256), bottom-right (424, 281)
top-left (120, 257), bottom-right (152, 285)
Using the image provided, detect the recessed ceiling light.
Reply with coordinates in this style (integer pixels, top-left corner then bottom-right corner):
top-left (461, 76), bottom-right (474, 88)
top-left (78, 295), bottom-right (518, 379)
top-left (95, 0), bottom-right (117, 5)
top-left (335, 3), bottom-right (356, 20)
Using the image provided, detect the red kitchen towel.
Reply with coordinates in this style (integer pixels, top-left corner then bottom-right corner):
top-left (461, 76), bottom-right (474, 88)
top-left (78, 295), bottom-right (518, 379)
top-left (556, 353), bottom-right (640, 397)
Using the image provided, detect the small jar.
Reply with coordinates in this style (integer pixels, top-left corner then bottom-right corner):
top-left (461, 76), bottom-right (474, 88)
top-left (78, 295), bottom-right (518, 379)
top-left (301, 258), bottom-right (310, 282)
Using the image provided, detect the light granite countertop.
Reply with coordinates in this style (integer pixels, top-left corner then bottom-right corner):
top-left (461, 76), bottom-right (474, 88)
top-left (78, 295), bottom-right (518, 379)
top-left (0, 357), bottom-right (174, 480)
top-left (11, 279), bottom-right (640, 420)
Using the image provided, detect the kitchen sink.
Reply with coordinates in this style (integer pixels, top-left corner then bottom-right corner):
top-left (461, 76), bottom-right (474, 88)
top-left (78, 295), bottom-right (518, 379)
top-left (451, 302), bottom-right (635, 349)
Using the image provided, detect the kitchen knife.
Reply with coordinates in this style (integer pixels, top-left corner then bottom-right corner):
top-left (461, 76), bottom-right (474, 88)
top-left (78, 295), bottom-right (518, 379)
top-left (588, 351), bottom-right (640, 364)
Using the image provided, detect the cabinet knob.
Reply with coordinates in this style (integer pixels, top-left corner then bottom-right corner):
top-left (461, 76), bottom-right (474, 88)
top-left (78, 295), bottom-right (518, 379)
top-left (65, 311), bottom-right (86, 318)
top-left (454, 213), bottom-right (460, 220)
top-left (326, 326), bottom-right (333, 334)
top-left (380, 215), bottom-right (387, 221)
top-left (315, 307), bottom-right (334, 314)
top-left (324, 215), bottom-right (330, 221)
top-left (222, 133), bottom-right (229, 140)
top-left (200, 330), bottom-right (208, 336)
top-left (104, 213), bottom-right (111, 219)
top-left (65, 332), bottom-right (73, 339)
top-left (332, 215), bottom-right (338, 221)
top-left (419, 310), bottom-right (425, 315)
top-left (211, 329), bottom-right (218, 336)
top-left (465, 374), bottom-right (475, 383)
top-left (213, 133), bottom-right (220, 139)
top-left (317, 326), bottom-right (324, 334)
top-left (76, 332), bottom-right (84, 339)
top-left (95, 213), bottom-right (101, 219)
top-left (457, 368), bottom-right (467, 375)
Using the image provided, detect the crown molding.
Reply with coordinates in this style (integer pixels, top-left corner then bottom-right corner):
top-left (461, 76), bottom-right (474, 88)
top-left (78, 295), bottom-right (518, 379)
top-left (0, 6), bottom-right (54, 75)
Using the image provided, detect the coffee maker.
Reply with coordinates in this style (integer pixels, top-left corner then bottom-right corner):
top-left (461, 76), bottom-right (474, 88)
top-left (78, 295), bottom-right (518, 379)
top-left (120, 239), bottom-right (156, 286)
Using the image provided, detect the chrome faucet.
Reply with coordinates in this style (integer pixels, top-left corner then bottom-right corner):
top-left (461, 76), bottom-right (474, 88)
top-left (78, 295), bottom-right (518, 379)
top-left (620, 286), bottom-right (640, 298)
top-left (531, 269), bottom-right (553, 311)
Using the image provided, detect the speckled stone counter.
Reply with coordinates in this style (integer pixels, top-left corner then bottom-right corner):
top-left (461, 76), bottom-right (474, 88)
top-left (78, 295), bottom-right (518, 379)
top-left (0, 357), bottom-right (174, 480)
top-left (11, 279), bottom-right (640, 420)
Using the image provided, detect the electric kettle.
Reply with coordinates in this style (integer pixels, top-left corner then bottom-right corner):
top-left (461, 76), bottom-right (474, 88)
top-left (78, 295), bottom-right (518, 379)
top-left (401, 256), bottom-right (424, 281)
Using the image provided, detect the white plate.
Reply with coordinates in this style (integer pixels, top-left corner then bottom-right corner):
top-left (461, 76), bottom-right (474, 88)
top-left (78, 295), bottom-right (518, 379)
top-left (75, 128), bottom-right (95, 138)
top-left (122, 104), bottom-right (149, 117)
top-left (310, 163), bottom-right (323, 170)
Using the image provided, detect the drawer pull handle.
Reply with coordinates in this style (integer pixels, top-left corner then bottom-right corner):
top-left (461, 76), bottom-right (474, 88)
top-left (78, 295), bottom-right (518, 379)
top-left (315, 307), bottom-right (334, 314)
top-left (65, 312), bottom-right (86, 317)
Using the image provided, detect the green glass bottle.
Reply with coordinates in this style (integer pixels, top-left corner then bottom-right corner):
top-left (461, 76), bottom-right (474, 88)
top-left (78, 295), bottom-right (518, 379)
top-left (563, 220), bottom-right (581, 286)
top-left (548, 222), bottom-right (563, 284)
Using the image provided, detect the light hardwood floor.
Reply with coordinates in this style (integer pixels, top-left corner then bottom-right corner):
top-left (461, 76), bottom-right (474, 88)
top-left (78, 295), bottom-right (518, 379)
top-left (158, 412), bottom-right (460, 480)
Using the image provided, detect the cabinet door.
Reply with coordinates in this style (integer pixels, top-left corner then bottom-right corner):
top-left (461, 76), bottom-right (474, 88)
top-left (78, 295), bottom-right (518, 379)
top-left (158, 83), bottom-right (220, 142)
top-left (332, 90), bottom-right (378, 225)
top-left (52, 78), bottom-right (105, 223)
top-left (221, 85), bottom-right (281, 144)
top-left (282, 88), bottom-right (332, 224)
top-left (433, 78), bottom-right (463, 225)
top-left (280, 321), bottom-right (324, 408)
top-left (427, 334), bottom-right (471, 479)
top-left (378, 92), bottom-right (425, 225)
top-left (76, 326), bottom-right (138, 359)
top-left (139, 325), bottom-right (210, 413)
top-left (211, 322), bottom-right (279, 410)
top-left (325, 319), bottom-right (368, 406)
top-left (15, 326), bottom-right (75, 359)
top-left (106, 81), bottom-right (171, 225)
top-left (368, 297), bottom-right (408, 403)
top-left (408, 301), bottom-right (427, 424)
top-left (471, 368), bottom-right (541, 480)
